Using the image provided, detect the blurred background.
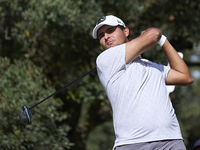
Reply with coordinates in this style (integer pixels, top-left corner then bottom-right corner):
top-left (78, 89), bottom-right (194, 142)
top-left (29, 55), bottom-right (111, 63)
top-left (0, 0), bottom-right (200, 149)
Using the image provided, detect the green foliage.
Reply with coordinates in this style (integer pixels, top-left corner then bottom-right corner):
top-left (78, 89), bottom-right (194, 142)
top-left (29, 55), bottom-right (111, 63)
top-left (86, 121), bottom-right (115, 150)
top-left (0, 0), bottom-right (200, 149)
top-left (0, 57), bottom-right (73, 150)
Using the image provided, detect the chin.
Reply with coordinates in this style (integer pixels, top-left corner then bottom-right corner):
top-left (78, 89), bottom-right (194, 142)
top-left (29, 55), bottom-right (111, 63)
top-left (108, 44), bottom-right (116, 48)
top-left (103, 43), bottom-right (118, 50)
top-left (105, 46), bottom-right (113, 50)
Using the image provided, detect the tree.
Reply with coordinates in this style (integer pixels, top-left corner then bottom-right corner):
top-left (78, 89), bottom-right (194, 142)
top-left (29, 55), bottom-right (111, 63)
top-left (0, 0), bottom-right (200, 149)
top-left (0, 57), bottom-right (72, 149)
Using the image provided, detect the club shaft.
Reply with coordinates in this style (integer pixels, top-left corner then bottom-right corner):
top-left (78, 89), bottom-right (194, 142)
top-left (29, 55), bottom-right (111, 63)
top-left (29, 67), bottom-right (97, 110)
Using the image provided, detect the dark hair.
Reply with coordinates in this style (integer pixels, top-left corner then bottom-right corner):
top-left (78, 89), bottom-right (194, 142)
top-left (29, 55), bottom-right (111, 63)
top-left (117, 25), bottom-right (130, 40)
top-left (117, 25), bottom-right (125, 30)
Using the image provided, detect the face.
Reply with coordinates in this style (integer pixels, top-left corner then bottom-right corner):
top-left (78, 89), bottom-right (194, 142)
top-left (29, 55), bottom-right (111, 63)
top-left (97, 25), bottom-right (129, 50)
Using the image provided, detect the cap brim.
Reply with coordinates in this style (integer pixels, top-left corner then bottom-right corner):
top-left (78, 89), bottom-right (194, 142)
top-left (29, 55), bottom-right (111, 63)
top-left (92, 22), bottom-right (119, 39)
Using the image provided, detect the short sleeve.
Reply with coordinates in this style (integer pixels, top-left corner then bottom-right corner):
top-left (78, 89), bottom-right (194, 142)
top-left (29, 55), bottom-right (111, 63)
top-left (96, 44), bottom-right (126, 90)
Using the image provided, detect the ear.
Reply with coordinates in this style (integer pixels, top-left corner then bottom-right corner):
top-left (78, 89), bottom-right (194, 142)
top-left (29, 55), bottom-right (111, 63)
top-left (123, 27), bottom-right (130, 38)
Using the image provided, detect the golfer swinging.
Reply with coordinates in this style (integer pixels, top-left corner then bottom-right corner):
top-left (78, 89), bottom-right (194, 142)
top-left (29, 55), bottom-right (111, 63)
top-left (92, 15), bottom-right (194, 150)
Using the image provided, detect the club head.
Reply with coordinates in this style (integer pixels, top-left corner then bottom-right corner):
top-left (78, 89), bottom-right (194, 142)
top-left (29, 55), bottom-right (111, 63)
top-left (20, 105), bottom-right (32, 125)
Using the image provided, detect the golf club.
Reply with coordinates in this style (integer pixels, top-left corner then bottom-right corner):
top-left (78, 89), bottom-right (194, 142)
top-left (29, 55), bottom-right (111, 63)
top-left (20, 67), bottom-right (97, 125)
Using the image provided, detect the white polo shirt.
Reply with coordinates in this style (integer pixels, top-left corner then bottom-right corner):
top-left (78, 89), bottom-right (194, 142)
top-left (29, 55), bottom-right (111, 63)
top-left (96, 43), bottom-right (183, 149)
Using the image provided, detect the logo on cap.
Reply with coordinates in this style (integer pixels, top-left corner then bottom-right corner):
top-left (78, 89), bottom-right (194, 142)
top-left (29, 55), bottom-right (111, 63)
top-left (117, 20), bottom-right (122, 24)
top-left (96, 16), bottom-right (106, 25)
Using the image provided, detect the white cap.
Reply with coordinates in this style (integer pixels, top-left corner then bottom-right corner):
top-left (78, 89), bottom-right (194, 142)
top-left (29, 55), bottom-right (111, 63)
top-left (92, 15), bottom-right (126, 39)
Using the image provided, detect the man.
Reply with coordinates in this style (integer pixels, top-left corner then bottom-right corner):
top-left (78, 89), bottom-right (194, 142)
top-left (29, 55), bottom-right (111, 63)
top-left (92, 15), bottom-right (194, 150)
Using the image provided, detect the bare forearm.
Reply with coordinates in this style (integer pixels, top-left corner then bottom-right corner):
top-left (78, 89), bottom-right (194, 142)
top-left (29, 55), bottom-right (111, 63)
top-left (162, 39), bottom-right (194, 85)
top-left (162, 40), bottom-right (187, 72)
top-left (125, 28), bottom-right (161, 64)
